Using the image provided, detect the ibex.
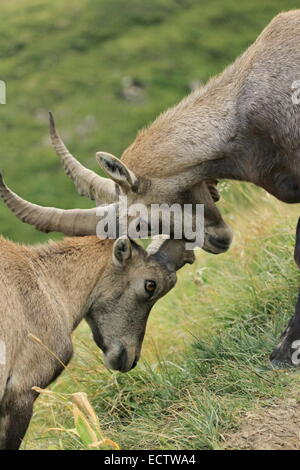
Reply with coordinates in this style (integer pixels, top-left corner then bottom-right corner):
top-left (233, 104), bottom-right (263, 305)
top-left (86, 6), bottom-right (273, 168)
top-left (0, 113), bottom-right (230, 254)
top-left (270, 217), bottom-right (300, 368)
top-left (0, 179), bottom-right (194, 450)
top-left (22, 10), bottom-right (300, 253)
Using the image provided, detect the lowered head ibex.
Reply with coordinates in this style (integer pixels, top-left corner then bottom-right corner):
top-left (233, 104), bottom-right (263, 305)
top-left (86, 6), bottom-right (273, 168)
top-left (0, 177), bottom-right (194, 450)
top-left (35, 10), bottom-right (300, 254)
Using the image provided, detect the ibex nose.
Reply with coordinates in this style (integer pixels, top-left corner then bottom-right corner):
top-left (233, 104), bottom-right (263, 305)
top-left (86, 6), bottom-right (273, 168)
top-left (203, 222), bottom-right (233, 254)
top-left (104, 342), bottom-right (138, 373)
top-left (207, 235), bottom-right (231, 253)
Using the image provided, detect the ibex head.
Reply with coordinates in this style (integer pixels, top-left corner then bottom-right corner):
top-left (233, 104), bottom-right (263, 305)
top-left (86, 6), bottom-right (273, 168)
top-left (0, 172), bottom-right (195, 373)
top-left (87, 237), bottom-right (194, 372)
top-left (10, 113), bottom-right (231, 253)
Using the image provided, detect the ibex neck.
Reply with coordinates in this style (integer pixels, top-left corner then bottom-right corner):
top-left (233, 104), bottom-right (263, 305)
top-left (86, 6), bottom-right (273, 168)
top-left (122, 72), bottom-right (239, 179)
top-left (32, 237), bottom-right (113, 330)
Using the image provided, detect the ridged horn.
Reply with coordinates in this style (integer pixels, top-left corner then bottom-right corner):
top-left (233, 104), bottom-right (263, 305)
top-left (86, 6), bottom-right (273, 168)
top-left (0, 172), bottom-right (117, 236)
top-left (49, 112), bottom-right (117, 205)
top-left (147, 236), bottom-right (195, 271)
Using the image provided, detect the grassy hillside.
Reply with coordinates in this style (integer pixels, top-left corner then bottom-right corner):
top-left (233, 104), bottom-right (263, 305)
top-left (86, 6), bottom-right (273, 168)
top-left (1, 0), bottom-right (300, 450)
top-left (1, 0), bottom-right (299, 242)
top-left (24, 193), bottom-right (300, 450)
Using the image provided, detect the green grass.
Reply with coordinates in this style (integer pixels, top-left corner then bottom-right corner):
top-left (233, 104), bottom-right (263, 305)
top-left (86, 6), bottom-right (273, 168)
top-left (23, 194), bottom-right (300, 450)
top-left (1, 0), bottom-right (299, 243)
top-left (1, 0), bottom-right (300, 450)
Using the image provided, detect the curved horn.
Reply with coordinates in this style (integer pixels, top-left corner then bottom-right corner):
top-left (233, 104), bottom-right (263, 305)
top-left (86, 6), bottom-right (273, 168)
top-left (147, 237), bottom-right (195, 271)
top-left (49, 112), bottom-right (117, 205)
top-left (0, 172), bottom-right (117, 236)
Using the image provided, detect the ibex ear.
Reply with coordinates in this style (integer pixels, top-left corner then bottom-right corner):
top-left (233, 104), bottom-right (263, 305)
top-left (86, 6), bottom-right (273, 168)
top-left (96, 152), bottom-right (138, 191)
top-left (113, 237), bottom-right (132, 267)
top-left (294, 217), bottom-right (300, 268)
top-left (147, 238), bottom-right (195, 272)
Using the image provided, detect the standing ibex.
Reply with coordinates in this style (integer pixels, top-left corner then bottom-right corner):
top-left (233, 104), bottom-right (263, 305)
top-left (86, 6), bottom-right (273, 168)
top-left (31, 10), bottom-right (300, 253)
top-left (0, 177), bottom-right (194, 450)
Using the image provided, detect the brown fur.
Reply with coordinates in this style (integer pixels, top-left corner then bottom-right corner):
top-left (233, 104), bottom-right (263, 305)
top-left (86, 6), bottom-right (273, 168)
top-left (10, 12), bottom-right (300, 253)
top-left (83, 11), bottom-right (300, 252)
top-left (116, 11), bottom-right (300, 213)
top-left (0, 235), bottom-right (190, 449)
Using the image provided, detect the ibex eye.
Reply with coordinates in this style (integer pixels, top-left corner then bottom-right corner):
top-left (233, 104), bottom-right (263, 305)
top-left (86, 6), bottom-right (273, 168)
top-left (144, 280), bottom-right (156, 294)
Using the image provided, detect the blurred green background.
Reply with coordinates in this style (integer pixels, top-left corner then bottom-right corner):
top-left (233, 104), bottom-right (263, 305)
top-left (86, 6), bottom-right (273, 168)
top-left (1, 0), bottom-right (299, 243)
top-left (3, 0), bottom-right (300, 450)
